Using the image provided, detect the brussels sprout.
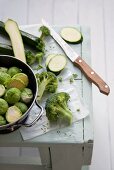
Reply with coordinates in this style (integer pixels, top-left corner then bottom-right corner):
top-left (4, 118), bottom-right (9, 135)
top-left (4, 88), bottom-right (21, 104)
top-left (15, 102), bottom-right (28, 114)
top-left (0, 84), bottom-right (6, 97)
top-left (0, 67), bottom-right (8, 73)
top-left (21, 88), bottom-right (33, 104)
top-left (0, 98), bottom-right (8, 115)
top-left (6, 106), bottom-right (22, 123)
top-left (0, 115), bottom-right (6, 125)
top-left (0, 72), bottom-right (11, 86)
top-left (7, 67), bottom-right (21, 77)
top-left (7, 78), bottom-right (26, 90)
top-left (12, 73), bottom-right (29, 87)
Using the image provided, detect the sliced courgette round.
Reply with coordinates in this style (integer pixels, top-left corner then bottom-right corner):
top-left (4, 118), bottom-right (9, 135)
top-left (48, 54), bottom-right (67, 74)
top-left (60, 27), bottom-right (83, 44)
top-left (46, 54), bottom-right (56, 66)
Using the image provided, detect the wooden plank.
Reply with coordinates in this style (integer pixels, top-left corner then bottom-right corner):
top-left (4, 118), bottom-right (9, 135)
top-left (0, 166), bottom-right (46, 170)
top-left (81, 26), bottom-right (93, 141)
top-left (81, 26), bottom-right (93, 165)
top-left (104, 0), bottom-right (114, 169)
top-left (0, 0), bottom-right (28, 25)
top-left (20, 147), bottom-right (40, 157)
top-left (53, 0), bottom-right (78, 25)
top-left (28, 0), bottom-right (54, 24)
top-left (50, 145), bottom-right (83, 170)
top-left (79, 0), bottom-right (111, 170)
top-left (0, 147), bottom-right (20, 157)
top-left (81, 166), bottom-right (89, 170)
top-left (39, 147), bottom-right (51, 168)
top-left (0, 156), bottom-right (41, 165)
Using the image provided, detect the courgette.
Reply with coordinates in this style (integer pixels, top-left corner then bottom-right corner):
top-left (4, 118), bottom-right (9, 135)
top-left (48, 54), bottom-right (67, 74)
top-left (0, 43), bottom-right (13, 55)
top-left (0, 21), bottom-right (37, 49)
top-left (5, 19), bottom-right (26, 63)
top-left (46, 54), bottom-right (56, 66)
top-left (60, 27), bottom-right (83, 44)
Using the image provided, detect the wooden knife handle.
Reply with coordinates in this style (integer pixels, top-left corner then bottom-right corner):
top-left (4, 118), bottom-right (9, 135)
top-left (74, 56), bottom-right (110, 95)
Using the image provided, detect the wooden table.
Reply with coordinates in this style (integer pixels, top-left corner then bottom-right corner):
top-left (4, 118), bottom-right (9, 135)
top-left (0, 25), bottom-right (93, 170)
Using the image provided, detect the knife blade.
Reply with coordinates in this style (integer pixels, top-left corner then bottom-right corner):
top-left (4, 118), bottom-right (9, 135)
top-left (42, 19), bottom-right (110, 95)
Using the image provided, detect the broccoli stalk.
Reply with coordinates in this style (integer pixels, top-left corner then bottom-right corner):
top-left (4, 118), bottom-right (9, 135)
top-left (36, 26), bottom-right (50, 52)
top-left (45, 92), bottom-right (72, 125)
top-left (36, 72), bottom-right (58, 101)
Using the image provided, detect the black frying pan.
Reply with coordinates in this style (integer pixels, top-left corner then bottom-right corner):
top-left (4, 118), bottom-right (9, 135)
top-left (0, 55), bottom-right (43, 133)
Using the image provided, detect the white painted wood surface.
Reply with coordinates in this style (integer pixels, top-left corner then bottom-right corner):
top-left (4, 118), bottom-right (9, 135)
top-left (0, 0), bottom-right (113, 170)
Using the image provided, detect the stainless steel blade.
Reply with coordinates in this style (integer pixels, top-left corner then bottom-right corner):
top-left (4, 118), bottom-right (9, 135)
top-left (42, 19), bottom-right (79, 62)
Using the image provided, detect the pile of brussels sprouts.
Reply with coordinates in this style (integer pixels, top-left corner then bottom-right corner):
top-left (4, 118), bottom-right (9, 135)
top-left (0, 66), bottom-right (33, 126)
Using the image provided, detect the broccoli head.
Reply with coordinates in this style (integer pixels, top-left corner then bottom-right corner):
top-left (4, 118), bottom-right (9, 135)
top-left (45, 92), bottom-right (72, 125)
top-left (39, 26), bottom-right (50, 39)
top-left (36, 71), bottom-right (58, 101)
top-left (25, 50), bottom-right (36, 65)
top-left (36, 26), bottom-right (50, 52)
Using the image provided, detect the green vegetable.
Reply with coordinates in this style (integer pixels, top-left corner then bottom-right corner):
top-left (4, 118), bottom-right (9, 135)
top-left (72, 73), bottom-right (78, 79)
top-left (12, 73), bottom-right (29, 87)
top-left (0, 84), bottom-right (6, 97)
top-left (69, 73), bottom-right (78, 83)
top-left (36, 26), bottom-right (50, 52)
top-left (6, 106), bottom-right (22, 123)
top-left (21, 88), bottom-right (33, 104)
top-left (5, 19), bottom-right (26, 63)
top-left (0, 21), bottom-right (49, 50)
top-left (0, 115), bottom-right (6, 125)
top-left (47, 54), bottom-right (67, 74)
top-left (7, 78), bottom-right (26, 90)
top-left (70, 77), bottom-right (74, 83)
top-left (60, 27), bottom-right (83, 44)
top-left (0, 43), bottom-right (13, 55)
top-left (46, 54), bottom-right (56, 67)
top-left (58, 77), bottom-right (63, 82)
top-left (35, 52), bottom-right (44, 64)
top-left (0, 67), bottom-right (8, 73)
top-left (25, 50), bottom-right (36, 65)
top-left (45, 92), bottom-right (72, 125)
top-left (0, 98), bottom-right (8, 115)
top-left (0, 72), bottom-right (11, 86)
top-left (36, 72), bottom-right (58, 101)
top-left (15, 102), bottom-right (28, 114)
top-left (4, 87), bottom-right (21, 104)
top-left (8, 67), bottom-right (21, 77)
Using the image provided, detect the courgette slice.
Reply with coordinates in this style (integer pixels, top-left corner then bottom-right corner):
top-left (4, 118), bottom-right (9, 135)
top-left (46, 54), bottom-right (56, 66)
top-left (5, 19), bottom-right (26, 63)
top-left (48, 54), bottom-right (67, 74)
top-left (0, 21), bottom-right (37, 49)
top-left (0, 43), bottom-right (13, 55)
top-left (60, 27), bottom-right (83, 44)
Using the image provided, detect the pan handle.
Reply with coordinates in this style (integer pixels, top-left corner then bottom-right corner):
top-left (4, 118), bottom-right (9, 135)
top-left (23, 100), bottom-right (44, 127)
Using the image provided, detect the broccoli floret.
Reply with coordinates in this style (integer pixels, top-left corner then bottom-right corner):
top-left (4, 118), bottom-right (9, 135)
top-left (25, 50), bottom-right (36, 65)
top-left (35, 52), bottom-right (44, 64)
top-left (45, 92), bottom-right (72, 125)
top-left (36, 71), bottom-right (58, 101)
top-left (39, 26), bottom-right (50, 39)
top-left (36, 26), bottom-right (50, 52)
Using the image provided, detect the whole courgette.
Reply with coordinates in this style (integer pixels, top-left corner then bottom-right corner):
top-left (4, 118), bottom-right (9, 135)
top-left (0, 43), bottom-right (13, 55)
top-left (0, 21), bottom-right (37, 49)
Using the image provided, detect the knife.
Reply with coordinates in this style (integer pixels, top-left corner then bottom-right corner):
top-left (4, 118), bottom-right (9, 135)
top-left (42, 19), bottom-right (110, 95)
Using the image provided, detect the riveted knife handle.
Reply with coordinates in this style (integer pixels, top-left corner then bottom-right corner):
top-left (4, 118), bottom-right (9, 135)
top-left (74, 56), bottom-right (110, 95)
